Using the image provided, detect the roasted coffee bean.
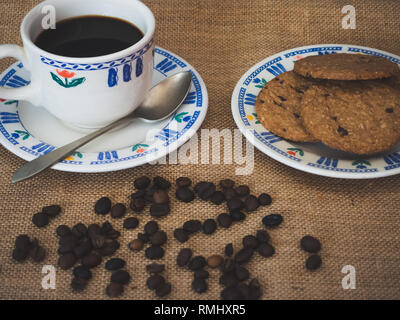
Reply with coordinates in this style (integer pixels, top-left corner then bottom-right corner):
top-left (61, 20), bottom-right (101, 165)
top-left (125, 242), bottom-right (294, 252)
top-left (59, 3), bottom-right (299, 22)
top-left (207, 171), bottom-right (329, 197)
top-left (32, 212), bottom-right (49, 228)
top-left (87, 224), bottom-right (101, 237)
top-left (138, 232), bottom-right (150, 243)
top-left (229, 210), bottom-right (246, 222)
top-left (262, 214), bottom-right (283, 228)
top-left (123, 217), bottom-right (139, 230)
top-left (110, 203), bottom-right (126, 218)
top-left (234, 247), bottom-right (254, 264)
top-left (202, 219), bottom-right (217, 235)
top-left (130, 198), bottom-right (146, 212)
top-left (131, 190), bottom-right (146, 200)
top-left (146, 263), bottom-right (165, 274)
top-left (221, 285), bottom-right (242, 300)
top-left (300, 235), bottom-right (321, 253)
top-left (219, 273), bottom-right (238, 288)
top-left (145, 245), bottom-right (165, 260)
top-left (153, 189), bottom-right (170, 205)
top-left (235, 265), bottom-right (250, 282)
top-left (143, 222), bottom-right (158, 236)
top-left (90, 234), bottom-right (105, 250)
top-left (73, 265), bottom-right (92, 280)
top-left (59, 234), bottom-right (79, 252)
top-left (42, 205), bottom-right (61, 218)
top-left (306, 255), bottom-right (322, 271)
top-left (237, 283), bottom-right (251, 299)
top-left (258, 193), bottom-right (272, 206)
top-left (194, 181), bottom-right (210, 193)
top-left (235, 185), bottom-right (250, 197)
top-left (174, 228), bottom-right (189, 243)
top-left (248, 278), bottom-right (262, 299)
top-left (227, 198), bottom-right (245, 211)
top-left (225, 243), bottom-right (234, 257)
top-left (188, 256), bottom-right (207, 271)
top-left (29, 243), bottom-right (46, 262)
top-left (12, 248), bottom-right (29, 262)
top-left (100, 221), bottom-right (113, 235)
top-left (81, 252), bottom-right (102, 268)
top-left (183, 220), bottom-right (202, 234)
top-left (198, 183), bottom-right (216, 200)
top-left (194, 269), bottom-right (209, 279)
top-left (210, 191), bottom-right (226, 205)
top-left (150, 231), bottom-right (167, 246)
top-left (98, 240), bottom-right (120, 256)
top-left (224, 188), bottom-right (238, 200)
top-left (176, 187), bottom-right (195, 203)
top-left (106, 229), bottom-right (121, 240)
top-left (15, 234), bottom-right (31, 250)
top-left (176, 177), bottom-right (192, 188)
top-left (134, 176), bottom-right (151, 190)
top-left (106, 282), bottom-right (124, 298)
top-left (105, 258), bottom-right (126, 271)
top-left (128, 239), bottom-right (144, 251)
top-left (192, 278), bottom-right (208, 293)
top-left (56, 225), bottom-right (71, 237)
top-left (257, 243), bottom-right (275, 258)
top-left (207, 254), bottom-right (223, 268)
top-left (71, 223), bottom-right (87, 239)
top-left (221, 258), bottom-right (235, 273)
top-left (146, 274), bottom-right (165, 290)
top-left (58, 253), bottom-right (77, 270)
top-left (72, 240), bottom-right (92, 259)
top-left (242, 235), bottom-right (259, 249)
top-left (155, 282), bottom-right (171, 297)
top-left (150, 203), bottom-right (170, 218)
top-left (71, 277), bottom-right (88, 292)
top-left (111, 270), bottom-right (131, 284)
top-left (256, 230), bottom-right (270, 243)
top-left (177, 248), bottom-right (193, 267)
top-left (217, 213), bottom-right (232, 228)
top-left (245, 195), bottom-right (259, 212)
top-left (145, 187), bottom-right (156, 203)
top-left (220, 179), bottom-right (235, 189)
top-left (153, 176), bottom-right (171, 189)
top-left (94, 197), bottom-right (112, 215)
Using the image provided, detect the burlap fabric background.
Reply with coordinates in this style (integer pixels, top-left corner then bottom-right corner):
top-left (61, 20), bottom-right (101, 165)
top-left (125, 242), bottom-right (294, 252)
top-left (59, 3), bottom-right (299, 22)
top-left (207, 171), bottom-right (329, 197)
top-left (0, 0), bottom-right (399, 300)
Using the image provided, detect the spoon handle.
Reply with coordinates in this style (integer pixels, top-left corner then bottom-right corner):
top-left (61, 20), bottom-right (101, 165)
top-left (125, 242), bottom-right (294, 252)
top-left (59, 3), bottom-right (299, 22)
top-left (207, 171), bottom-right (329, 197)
top-left (12, 116), bottom-right (132, 183)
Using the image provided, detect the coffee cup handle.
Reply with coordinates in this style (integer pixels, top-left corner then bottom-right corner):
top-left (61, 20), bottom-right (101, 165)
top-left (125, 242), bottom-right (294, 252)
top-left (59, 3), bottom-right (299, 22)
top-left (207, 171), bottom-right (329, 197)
top-left (0, 44), bottom-right (38, 104)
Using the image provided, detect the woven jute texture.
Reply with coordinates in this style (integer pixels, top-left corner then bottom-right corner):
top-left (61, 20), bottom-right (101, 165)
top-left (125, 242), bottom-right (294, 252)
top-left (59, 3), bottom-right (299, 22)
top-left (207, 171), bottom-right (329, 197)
top-left (1, 0), bottom-right (400, 300)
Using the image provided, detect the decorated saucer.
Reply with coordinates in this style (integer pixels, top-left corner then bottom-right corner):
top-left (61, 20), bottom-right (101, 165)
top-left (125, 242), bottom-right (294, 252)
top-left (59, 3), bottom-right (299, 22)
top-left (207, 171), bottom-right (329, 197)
top-left (0, 47), bottom-right (208, 173)
top-left (232, 44), bottom-right (400, 179)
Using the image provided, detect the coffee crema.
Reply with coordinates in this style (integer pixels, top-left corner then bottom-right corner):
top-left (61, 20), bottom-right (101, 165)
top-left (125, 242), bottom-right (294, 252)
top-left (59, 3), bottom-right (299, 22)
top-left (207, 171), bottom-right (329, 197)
top-left (34, 15), bottom-right (144, 58)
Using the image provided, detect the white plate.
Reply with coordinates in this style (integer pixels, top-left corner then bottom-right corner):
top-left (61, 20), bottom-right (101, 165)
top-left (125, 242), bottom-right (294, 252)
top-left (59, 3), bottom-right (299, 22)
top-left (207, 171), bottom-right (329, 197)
top-left (232, 44), bottom-right (400, 179)
top-left (0, 47), bottom-right (208, 173)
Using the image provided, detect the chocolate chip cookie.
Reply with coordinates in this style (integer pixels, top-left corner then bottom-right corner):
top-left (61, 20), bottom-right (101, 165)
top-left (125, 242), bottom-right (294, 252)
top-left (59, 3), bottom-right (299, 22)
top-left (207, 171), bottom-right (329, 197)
top-left (294, 53), bottom-right (399, 80)
top-left (255, 71), bottom-right (317, 142)
top-left (301, 81), bottom-right (400, 154)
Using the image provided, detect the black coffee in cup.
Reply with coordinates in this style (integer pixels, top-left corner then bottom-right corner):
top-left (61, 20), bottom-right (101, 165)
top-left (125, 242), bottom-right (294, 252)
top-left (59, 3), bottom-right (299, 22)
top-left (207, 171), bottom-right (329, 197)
top-left (34, 15), bottom-right (144, 58)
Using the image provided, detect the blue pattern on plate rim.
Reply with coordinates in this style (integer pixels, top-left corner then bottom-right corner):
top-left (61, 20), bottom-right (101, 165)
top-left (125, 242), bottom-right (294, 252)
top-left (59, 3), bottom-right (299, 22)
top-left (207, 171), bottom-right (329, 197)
top-left (236, 45), bottom-right (400, 175)
top-left (0, 47), bottom-right (205, 168)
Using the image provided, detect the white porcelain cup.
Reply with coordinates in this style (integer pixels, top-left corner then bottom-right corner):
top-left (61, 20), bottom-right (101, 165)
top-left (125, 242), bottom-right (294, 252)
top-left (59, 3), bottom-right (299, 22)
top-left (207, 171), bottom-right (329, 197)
top-left (0, 0), bottom-right (155, 129)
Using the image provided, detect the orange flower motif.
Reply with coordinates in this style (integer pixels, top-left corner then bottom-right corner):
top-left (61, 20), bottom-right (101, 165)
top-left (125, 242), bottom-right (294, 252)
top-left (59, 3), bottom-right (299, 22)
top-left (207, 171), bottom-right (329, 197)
top-left (287, 151), bottom-right (296, 156)
top-left (56, 69), bottom-right (75, 78)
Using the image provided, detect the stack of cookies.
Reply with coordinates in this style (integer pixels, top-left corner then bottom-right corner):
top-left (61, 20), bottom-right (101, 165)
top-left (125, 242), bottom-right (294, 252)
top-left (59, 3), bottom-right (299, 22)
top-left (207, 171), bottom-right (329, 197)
top-left (255, 53), bottom-right (400, 155)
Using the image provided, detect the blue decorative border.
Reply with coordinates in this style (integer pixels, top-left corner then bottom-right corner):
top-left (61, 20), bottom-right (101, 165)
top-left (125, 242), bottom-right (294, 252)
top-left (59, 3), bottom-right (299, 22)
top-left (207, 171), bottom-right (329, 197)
top-left (40, 39), bottom-right (154, 71)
